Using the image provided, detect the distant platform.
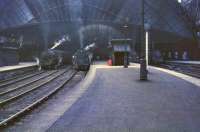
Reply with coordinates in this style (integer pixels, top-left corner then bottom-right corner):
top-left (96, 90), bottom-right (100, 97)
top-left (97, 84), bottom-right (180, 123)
top-left (0, 62), bottom-right (37, 73)
top-left (47, 62), bottom-right (200, 132)
top-left (167, 60), bottom-right (200, 65)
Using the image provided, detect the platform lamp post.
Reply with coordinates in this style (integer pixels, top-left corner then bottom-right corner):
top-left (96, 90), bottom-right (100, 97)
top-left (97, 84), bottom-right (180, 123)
top-left (123, 24), bottom-right (129, 68)
top-left (140, 0), bottom-right (148, 80)
top-left (145, 23), bottom-right (151, 68)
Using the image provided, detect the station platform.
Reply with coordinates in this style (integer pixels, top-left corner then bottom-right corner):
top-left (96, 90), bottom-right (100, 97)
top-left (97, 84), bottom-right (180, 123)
top-left (0, 62), bottom-right (37, 73)
top-left (46, 62), bottom-right (200, 132)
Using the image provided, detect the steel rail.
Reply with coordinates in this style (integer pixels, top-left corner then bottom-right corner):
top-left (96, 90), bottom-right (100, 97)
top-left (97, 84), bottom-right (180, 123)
top-left (0, 70), bottom-right (57, 96)
top-left (0, 71), bottom-right (45, 88)
top-left (0, 70), bottom-right (77, 127)
top-left (0, 69), bottom-right (67, 106)
top-left (0, 69), bottom-right (36, 84)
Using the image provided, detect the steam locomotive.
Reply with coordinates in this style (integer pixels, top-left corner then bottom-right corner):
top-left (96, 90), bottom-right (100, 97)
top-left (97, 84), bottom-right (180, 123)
top-left (38, 35), bottom-right (73, 69)
top-left (72, 49), bottom-right (91, 71)
top-left (39, 40), bottom-right (96, 70)
top-left (39, 49), bottom-right (72, 69)
top-left (72, 43), bottom-right (96, 71)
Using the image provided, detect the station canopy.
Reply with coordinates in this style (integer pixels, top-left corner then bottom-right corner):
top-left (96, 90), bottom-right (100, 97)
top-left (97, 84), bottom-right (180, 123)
top-left (0, 0), bottom-right (194, 40)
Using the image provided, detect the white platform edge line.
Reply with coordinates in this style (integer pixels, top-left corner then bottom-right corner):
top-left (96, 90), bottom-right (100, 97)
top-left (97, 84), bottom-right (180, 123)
top-left (0, 63), bottom-right (37, 72)
top-left (130, 63), bottom-right (200, 87)
top-left (167, 61), bottom-right (200, 65)
top-left (150, 66), bottom-right (200, 87)
top-left (45, 66), bottom-right (97, 131)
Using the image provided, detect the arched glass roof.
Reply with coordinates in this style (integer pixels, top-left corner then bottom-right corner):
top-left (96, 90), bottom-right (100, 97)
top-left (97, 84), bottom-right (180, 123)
top-left (0, 0), bottom-right (194, 38)
top-left (181, 0), bottom-right (200, 23)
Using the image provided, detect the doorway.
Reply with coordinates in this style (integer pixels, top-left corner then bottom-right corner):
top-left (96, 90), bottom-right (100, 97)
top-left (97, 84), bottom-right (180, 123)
top-left (114, 52), bottom-right (125, 65)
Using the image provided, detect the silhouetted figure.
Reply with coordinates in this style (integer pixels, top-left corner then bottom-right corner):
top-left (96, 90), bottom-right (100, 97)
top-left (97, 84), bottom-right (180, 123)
top-left (174, 51), bottom-right (178, 60)
top-left (182, 51), bottom-right (188, 60)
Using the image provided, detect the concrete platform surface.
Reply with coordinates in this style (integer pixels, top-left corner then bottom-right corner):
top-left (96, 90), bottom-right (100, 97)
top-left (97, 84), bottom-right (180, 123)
top-left (0, 62), bottom-right (37, 72)
top-left (47, 63), bottom-right (200, 132)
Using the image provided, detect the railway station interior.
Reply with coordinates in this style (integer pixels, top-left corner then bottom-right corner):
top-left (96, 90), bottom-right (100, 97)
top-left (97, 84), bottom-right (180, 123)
top-left (0, 0), bottom-right (200, 131)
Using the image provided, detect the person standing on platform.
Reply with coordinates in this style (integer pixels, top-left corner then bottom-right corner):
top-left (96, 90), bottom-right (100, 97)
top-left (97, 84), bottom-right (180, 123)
top-left (174, 51), bottom-right (179, 60)
top-left (168, 51), bottom-right (172, 60)
top-left (182, 51), bottom-right (188, 60)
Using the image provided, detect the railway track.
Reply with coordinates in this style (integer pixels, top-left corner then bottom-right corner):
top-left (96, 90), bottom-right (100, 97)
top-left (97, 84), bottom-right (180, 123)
top-left (0, 70), bottom-right (58, 94)
top-left (0, 70), bottom-right (45, 88)
top-left (0, 67), bottom-right (78, 128)
top-left (0, 65), bottom-right (38, 83)
top-left (160, 62), bottom-right (200, 78)
top-left (0, 69), bottom-right (38, 84)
